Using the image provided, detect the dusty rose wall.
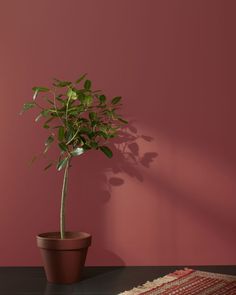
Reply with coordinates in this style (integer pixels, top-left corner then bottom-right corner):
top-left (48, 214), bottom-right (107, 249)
top-left (0, 0), bottom-right (236, 266)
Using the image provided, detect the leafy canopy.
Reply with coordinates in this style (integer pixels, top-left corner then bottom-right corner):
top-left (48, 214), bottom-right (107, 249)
top-left (21, 74), bottom-right (128, 171)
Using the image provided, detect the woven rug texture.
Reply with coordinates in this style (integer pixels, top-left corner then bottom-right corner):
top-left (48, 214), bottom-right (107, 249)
top-left (118, 268), bottom-right (236, 295)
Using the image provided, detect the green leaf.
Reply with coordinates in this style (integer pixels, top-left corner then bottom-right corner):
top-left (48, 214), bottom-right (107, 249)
top-left (84, 95), bottom-right (93, 106)
top-left (103, 109), bottom-right (113, 118)
top-left (84, 80), bottom-right (91, 90)
top-left (89, 112), bottom-right (97, 121)
top-left (78, 118), bottom-right (89, 123)
top-left (44, 135), bottom-right (54, 154)
top-left (46, 98), bottom-right (54, 105)
top-left (53, 79), bottom-right (72, 88)
top-left (20, 102), bottom-right (36, 114)
top-left (45, 135), bottom-right (54, 146)
top-left (79, 127), bottom-right (90, 134)
top-left (96, 131), bottom-right (109, 139)
top-left (71, 147), bottom-right (84, 156)
top-left (57, 157), bottom-right (68, 171)
top-left (111, 96), bottom-right (122, 105)
top-left (67, 106), bottom-right (83, 115)
top-left (44, 162), bottom-right (53, 170)
top-left (32, 86), bottom-right (50, 92)
top-left (44, 116), bottom-right (54, 125)
top-left (58, 142), bottom-right (67, 152)
top-left (67, 88), bottom-right (77, 100)
top-left (78, 135), bottom-right (86, 144)
top-left (49, 108), bottom-right (64, 118)
top-left (41, 109), bottom-right (50, 117)
top-left (58, 126), bottom-right (64, 141)
top-left (99, 95), bottom-right (106, 104)
top-left (82, 143), bottom-right (91, 151)
top-left (118, 117), bottom-right (128, 124)
top-left (88, 131), bottom-right (95, 139)
top-left (32, 87), bottom-right (50, 100)
top-left (76, 73), bottom-right (87, 84)
top-left (56, 96), bottom-right (65, 104)
top-left (65, 128), bottom-right (75, 142)
top-left (90, 141), bottom-right (98, 149)
top-left (99, 146), bottom-right (113, 158)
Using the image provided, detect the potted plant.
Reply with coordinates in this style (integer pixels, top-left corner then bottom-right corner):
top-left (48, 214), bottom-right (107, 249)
top-left (21, 74), bottom-right (128, 284)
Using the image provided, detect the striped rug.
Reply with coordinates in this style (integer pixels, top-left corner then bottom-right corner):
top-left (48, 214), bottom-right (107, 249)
top-left (119, 269), bottom-right (236, 295)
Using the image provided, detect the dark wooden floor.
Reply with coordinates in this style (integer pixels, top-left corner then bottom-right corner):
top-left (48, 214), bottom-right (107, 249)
top-left (0, 266), bottom-right (235, 295)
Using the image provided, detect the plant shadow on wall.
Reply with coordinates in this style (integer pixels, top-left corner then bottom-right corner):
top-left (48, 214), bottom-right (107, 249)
top-left (70, 121), bottom-right (158, 266)
top-left (105, 122), bottom-right (158, 199)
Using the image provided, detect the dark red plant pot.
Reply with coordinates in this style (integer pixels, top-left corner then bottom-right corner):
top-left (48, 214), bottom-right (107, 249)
top-left (36, 231), bottom-right (92, 284)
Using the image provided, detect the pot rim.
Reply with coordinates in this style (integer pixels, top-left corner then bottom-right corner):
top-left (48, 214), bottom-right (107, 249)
top-left (36, 231), bottom-right (92, 250)
top-left (36, 231), bottom-right (91, 241)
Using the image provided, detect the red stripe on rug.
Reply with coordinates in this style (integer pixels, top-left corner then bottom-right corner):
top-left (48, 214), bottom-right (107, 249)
top-left (160, 276), bottom-right (217, 295)
top-left (208, 281), bottom-right (236, 295)
top-left (177, 277), bottom-right (223, 295)
top-left (139, 269), bottom-right (194, 295)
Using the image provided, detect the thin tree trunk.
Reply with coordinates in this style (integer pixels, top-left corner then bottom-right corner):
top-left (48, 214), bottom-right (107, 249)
top-left (60, 158), bottom-right (70, 239)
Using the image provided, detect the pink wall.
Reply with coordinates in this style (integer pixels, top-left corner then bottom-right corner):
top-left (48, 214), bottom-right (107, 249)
top-left (0, 0), bottom-right (236, 266)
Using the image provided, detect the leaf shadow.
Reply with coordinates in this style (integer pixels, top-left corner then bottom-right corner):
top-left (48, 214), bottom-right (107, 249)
top-left (101, 121), bottom-right (158, 201)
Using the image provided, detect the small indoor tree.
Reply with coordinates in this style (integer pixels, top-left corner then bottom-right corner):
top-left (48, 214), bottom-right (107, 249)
top-left (21, 74), bottom-right (127, 283)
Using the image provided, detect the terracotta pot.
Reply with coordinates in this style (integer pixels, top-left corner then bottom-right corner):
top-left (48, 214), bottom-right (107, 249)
top-left (36, 231), bottom-right (92, 284)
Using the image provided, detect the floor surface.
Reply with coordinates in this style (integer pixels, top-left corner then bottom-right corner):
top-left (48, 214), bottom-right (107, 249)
top-left (0, 266), bottom-right (235, 295)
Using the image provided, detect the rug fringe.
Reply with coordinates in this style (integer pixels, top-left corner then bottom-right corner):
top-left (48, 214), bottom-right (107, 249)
top-left (118, 274), bottom-right (176, 295)
top-left (118, 268), bottom-right (193, 295)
